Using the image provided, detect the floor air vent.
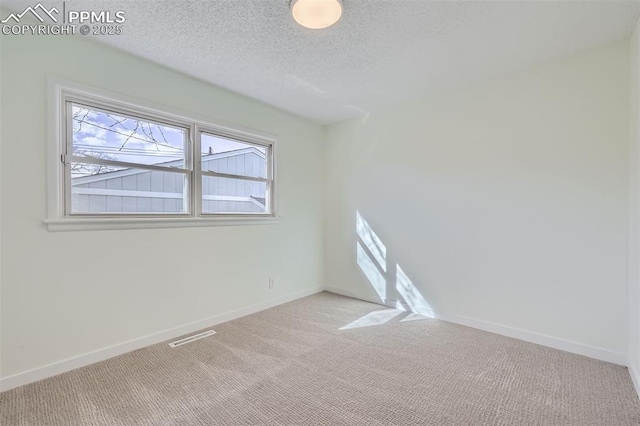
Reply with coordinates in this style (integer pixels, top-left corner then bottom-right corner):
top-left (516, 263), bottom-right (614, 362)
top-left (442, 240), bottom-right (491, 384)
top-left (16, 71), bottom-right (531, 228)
top-left (169, 330), bottom-right (216, 348)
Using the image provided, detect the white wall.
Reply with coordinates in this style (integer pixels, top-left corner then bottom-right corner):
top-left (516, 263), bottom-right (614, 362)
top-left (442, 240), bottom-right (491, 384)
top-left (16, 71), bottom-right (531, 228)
top-left (629, 16), bottom-right (640, 393)
top-left (0, 31), bottom-right (325, 379)
top-left (325, 41), bottom-right (630, 360)
top-left (0, 30), bottom-right (3, 383)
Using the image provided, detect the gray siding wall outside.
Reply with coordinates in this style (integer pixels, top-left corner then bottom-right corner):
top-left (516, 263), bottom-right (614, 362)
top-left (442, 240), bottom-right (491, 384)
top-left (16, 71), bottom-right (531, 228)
top-left (71, 150), bottom-right (267, 214)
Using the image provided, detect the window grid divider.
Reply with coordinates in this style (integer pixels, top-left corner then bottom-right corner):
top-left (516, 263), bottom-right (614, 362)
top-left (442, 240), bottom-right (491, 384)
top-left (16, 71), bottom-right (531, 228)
top-left (192, 125), bottom-right (202, 218)
top-left (67, 155), bottom-right (193, 175)
top-left (200, 170), bottom-right (271, 183)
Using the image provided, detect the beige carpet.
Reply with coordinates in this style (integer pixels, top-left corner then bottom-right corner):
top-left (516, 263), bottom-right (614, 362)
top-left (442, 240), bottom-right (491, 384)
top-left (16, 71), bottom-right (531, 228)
top-left (1, 292), bottom-right (639, 425)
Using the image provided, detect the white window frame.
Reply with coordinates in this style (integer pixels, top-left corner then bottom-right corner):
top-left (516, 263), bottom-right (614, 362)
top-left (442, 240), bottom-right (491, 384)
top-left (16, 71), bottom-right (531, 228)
top-left (45, 77), bottom-right (279, 231)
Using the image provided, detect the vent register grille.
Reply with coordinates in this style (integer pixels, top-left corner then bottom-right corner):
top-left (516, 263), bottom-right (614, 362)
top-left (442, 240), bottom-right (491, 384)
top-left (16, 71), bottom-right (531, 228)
top-left (168, 330), bottom-right (216, 348)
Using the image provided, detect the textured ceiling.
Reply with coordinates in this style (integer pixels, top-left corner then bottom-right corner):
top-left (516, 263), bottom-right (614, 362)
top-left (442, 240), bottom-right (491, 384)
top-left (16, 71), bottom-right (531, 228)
top-left (5, 1), bottom-right (640, 124)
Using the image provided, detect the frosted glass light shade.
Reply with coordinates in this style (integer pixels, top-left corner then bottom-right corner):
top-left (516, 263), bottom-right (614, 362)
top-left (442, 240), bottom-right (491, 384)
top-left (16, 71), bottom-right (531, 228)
top-left (291, 0), bottom-right (343, 30)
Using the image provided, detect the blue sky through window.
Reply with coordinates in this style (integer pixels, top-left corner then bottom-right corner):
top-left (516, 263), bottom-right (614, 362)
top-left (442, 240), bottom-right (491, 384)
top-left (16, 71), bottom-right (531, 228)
top-left (72, 104), bottom-right (266, 178)
top-left (72, 104), bottom-right (185, 177)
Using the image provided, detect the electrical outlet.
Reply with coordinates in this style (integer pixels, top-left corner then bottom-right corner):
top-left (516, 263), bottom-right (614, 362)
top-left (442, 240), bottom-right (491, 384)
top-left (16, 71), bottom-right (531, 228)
top-left (268, 278), bottom-right (275, 289)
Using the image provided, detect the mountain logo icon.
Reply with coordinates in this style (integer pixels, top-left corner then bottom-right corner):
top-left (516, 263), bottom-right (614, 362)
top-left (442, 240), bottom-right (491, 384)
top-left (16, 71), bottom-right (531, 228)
top-left (1, 3), bottom-right (59, 24)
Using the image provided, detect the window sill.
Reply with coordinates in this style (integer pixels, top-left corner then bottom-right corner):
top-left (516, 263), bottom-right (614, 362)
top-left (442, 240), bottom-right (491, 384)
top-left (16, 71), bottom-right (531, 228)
top-left (44, 216), bottom-right (282, 232)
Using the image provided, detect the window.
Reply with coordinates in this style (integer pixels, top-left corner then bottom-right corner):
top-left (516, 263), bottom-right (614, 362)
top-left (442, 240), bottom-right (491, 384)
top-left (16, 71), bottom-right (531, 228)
top-left (46, 79), bottom-right (277, 231)
top-left (199, 132), bottom-right (271, 215)
top-left (69, 103), bottom-right (191, 215)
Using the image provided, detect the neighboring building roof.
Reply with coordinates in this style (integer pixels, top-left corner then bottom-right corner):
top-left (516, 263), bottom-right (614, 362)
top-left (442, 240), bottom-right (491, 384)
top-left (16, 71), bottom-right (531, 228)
top-left (72, 147), bottom-right (265, 184)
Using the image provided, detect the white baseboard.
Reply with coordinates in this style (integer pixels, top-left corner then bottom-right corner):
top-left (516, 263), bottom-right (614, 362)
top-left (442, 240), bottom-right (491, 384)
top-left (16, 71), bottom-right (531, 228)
top-left (630, 363), bottom-right (640, 399)
top-left (0, 286), bottom-right (324, 392)
top-left (440, 312), bottom-right (627, 366)
top-left (324, 286), bottom-right (627, 366)
top-left (324, 285), bottom-right (385, 305)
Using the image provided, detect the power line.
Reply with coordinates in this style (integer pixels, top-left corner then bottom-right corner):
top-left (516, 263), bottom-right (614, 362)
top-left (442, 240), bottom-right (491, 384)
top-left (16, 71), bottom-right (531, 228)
top-left (73, 118), bottom-right (184, 152)
top-left (73, 144), bottom-right (183, 158)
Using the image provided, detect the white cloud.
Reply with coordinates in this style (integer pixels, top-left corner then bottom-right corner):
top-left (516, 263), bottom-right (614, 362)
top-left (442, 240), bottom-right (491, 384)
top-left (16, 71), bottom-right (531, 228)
top-left (77, 136), bottom-right (108, 146)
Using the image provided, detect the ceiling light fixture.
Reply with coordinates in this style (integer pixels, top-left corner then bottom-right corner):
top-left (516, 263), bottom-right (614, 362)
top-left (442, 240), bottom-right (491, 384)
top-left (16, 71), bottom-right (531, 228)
top-left (291, 0), bottom-right (343, 30)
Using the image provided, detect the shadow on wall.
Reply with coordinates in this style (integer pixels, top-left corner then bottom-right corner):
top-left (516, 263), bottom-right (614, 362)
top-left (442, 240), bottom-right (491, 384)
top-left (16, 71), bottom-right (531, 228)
top-left (354, 210), bottom-right (437, 318)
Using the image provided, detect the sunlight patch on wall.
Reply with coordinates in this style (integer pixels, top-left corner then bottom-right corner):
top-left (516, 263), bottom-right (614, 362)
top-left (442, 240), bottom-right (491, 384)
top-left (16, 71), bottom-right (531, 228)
top-left (355, 210), bottom-right (436, 317)
top-left (357, 241), bottom-right (387, 299)
top-left (356, 210), bottom-right (386, 272)
top-left (396, 264), bottom-right (436, 318)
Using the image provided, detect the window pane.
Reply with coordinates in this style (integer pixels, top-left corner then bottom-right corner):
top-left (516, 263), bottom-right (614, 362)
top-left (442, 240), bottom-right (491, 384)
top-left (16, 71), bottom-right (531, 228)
top-left (201, 133), bottom-right (267, 178)
top-left (202, 176), bottom-right (267, 214)
top-left (71, 162), bottom-right (188, 214)
top-left (72, 103), bottom-right (186, 169)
